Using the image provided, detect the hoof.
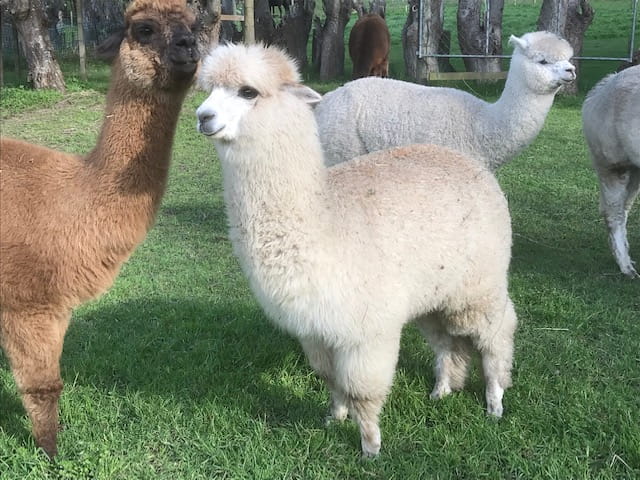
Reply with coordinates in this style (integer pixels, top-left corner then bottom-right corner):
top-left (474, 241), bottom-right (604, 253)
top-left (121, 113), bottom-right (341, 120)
top-left (429, 384), bottom-right (452, 400)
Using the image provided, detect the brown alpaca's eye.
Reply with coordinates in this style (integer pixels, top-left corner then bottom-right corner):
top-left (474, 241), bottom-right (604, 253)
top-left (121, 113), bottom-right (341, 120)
top-left (133, 23), bottom-right (155, 43)
top-left (239, 86), bottom-right (259, 99)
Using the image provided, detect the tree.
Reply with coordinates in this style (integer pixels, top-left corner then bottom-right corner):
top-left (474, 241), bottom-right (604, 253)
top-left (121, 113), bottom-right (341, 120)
top-left (537, 0), bottom-right (594, 95)
top-left (353, 0), bottom-right (386, 17)
top-left (313, 0), bottom-right (352, 81)
top-left (3, 0), bottom-right (65, 90)
top-left (253, 0), bottom-right (275, 43)
top-left (272, 0), bottom-right (316, 68)
top-left (191, 0), bottom-right (223, 52)
top-left (402, 0), bottom-right (453, 81)
top-left (75, 0), bottom-right (86, 81)
top-left (457, 0), bottom-right (504, 73)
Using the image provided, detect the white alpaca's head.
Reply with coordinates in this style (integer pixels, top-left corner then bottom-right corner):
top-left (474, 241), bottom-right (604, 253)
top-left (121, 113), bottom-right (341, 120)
top-left (196, 44), bottom-right (321, 144)
top-left (508, 31), bottom-right (575, 94)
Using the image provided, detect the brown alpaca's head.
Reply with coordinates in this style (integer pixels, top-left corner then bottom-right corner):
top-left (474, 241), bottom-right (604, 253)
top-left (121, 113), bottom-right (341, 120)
top-left (98, 0), bottom-right (200, 92)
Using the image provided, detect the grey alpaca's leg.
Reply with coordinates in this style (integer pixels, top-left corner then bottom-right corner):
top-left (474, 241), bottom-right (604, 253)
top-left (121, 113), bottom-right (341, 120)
top-left (299, 338), bottom-right (348, 422)
top-left (471, 297), bottom-right (517, 418)
top-left (333, 338), bottom-right (401, 457)
top-left (416, 313), bottom-right (473, 399)
top-left (1, 309), bottom-right (70, 458)
top-left (598, 165), bottom-right (640, 278)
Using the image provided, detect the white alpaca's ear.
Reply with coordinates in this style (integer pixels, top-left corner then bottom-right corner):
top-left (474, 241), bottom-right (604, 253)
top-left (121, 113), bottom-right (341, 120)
top-left (508, 34), bottom-right (528, 51)
top-left (282, 84), bottom-right (322, 106)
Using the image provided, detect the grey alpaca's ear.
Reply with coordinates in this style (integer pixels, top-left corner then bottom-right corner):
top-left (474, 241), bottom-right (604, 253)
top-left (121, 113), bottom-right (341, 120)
top-left (508, 34), bottom-right (527, 51)
top-left (282, 84), bottom-right (322, 106)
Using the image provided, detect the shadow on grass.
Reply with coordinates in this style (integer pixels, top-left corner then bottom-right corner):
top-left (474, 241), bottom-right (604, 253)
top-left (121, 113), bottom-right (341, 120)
top-left (61, 297), bottom-right (323, 423)
top-left (0, 380), bottom-right (32, 447)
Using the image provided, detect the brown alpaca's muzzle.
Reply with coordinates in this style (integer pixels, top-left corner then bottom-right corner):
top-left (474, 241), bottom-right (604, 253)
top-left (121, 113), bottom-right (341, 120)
top-left (169, 27), bottom-right (199, 81)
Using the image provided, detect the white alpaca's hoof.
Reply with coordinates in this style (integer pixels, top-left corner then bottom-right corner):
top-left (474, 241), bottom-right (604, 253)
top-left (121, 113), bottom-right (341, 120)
top-left (621, 266), bottom-right (639, 279)
top-left (360, 438), bottom-right (381, 458)
top-left (324, 404), bottom-right (348, 426)
top-left (430, 383), bottom-right (452, 400)
top-left (487, 404), bottom-right (503, 418)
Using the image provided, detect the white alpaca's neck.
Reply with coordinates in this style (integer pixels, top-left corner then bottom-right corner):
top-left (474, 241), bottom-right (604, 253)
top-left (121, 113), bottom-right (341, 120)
top-left (221, 132), bottom-right (329, 239)
top-left (219, 124), bottom-right (333, 329)
top-left (482, 65), bottom-right (555, 170)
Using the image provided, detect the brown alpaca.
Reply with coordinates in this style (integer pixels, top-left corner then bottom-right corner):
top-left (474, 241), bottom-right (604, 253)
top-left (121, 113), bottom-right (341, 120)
top-left (348, 13), bottom-right (390, 79)
top-left (0, 0), bottom-right (199, 458)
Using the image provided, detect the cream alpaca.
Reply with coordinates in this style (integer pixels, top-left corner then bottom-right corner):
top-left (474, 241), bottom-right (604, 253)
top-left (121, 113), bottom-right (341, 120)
top-left (196, 44), bottom-right (517, 456)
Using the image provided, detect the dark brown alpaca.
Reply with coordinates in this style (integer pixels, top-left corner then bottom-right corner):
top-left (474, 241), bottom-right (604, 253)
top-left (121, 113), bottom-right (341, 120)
top-left (348, 13), bottom-right (390, 79)
top-left (0, 0), bottom-right (199, 458)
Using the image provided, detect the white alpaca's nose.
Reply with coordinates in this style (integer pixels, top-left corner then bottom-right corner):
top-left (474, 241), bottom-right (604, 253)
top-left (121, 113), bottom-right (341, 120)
top-left (196, 105), bottom-right (222, 136)
top-left (559, 61), bottom-right (576, 82)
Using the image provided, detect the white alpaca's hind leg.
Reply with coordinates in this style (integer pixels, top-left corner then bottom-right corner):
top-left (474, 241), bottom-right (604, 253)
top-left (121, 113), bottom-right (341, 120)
top-left (299, 338), bottom-right (348, 423)
top-left (416, 313), bottom-right (473, 399)
top-left (598, 167), bottom-right (639, 278)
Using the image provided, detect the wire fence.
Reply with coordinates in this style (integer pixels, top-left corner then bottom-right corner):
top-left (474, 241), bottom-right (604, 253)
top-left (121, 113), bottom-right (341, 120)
top-left (1, 19), bottom-right (118, 61)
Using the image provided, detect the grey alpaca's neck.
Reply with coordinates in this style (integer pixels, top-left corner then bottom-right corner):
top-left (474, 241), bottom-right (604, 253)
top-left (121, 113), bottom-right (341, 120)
top-left (483, 68), bottom-right (555, 171)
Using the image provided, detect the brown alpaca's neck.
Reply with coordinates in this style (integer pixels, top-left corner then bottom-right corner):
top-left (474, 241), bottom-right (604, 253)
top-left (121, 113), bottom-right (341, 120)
top-left (85, 62), bottom-right (186, 220)
top-left (77, 61), bottom-right (188, 259)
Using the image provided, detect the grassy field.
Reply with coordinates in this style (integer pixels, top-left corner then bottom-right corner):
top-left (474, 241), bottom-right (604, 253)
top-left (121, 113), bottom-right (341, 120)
top-left (1, 1), bottom-right (639, 479)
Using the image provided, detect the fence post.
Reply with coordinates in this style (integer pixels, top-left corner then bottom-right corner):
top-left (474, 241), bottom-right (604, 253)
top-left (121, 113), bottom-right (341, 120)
top-left (244, 0), bottom-right (254, 43)
top-left (76, 0), bottom-right (87, 81)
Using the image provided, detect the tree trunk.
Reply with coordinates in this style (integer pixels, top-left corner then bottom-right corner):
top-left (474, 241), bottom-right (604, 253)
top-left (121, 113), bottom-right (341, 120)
top-left (316, 0), bottom-right (352, 81)
top-left (254, 0), bottom-right (275, 43)
top-left (194, 0), bottom-right (222, 52)
top-left (353, 0), bottom-right (386, 17)
top-left (402, 0), bottom-right (452, 81)
top-left (272, 0), bottom-right (315, 68)
top-left (75, 0), bottom-right (86, 81)
top-left (537, 0), bottom-right (594, 95)
top-left (6, 0), bottom-right (65, 90)
top-left (0, 11), bottom-right (4, 88)
top-left (220, 0), bottom-right (241, 43)
top-left (457, 0), bottom-right (504, 73)
top-left (402, 0), bottom-right (422, 80)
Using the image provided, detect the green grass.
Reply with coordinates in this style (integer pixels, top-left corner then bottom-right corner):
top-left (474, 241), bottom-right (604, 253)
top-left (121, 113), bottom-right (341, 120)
top-left (1, 2), bottom-right (639, 479)
top-left (1, 83), bottom-right (639, 480)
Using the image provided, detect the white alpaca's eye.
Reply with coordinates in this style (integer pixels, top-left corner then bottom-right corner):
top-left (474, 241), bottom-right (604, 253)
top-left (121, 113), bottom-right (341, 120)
top-left (539, 59), bottom-right (549, 65)
top-left (239, 86), bottom-right (259, 99)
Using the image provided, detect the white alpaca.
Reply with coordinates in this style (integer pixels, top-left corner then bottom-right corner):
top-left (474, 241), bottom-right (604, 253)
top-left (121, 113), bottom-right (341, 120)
top-left (315, 31), bottom-right (576, 170)
top-left (196, 44), bottom-right (517, 456)
top-left (582, 65), bottom-right (640, 278)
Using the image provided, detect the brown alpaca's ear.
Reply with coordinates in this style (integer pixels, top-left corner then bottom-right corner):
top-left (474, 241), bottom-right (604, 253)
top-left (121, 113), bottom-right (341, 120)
top-left (97, 28), bottom-right (126, 62)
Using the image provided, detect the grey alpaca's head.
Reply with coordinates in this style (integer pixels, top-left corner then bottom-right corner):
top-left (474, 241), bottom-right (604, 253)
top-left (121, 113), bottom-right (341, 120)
top-left (508, 31), bottom-right (576, 94)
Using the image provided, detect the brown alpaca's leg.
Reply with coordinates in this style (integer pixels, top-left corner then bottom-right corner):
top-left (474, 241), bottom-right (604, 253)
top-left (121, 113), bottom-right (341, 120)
top-left (0, 308), bottom-right (70, 458)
